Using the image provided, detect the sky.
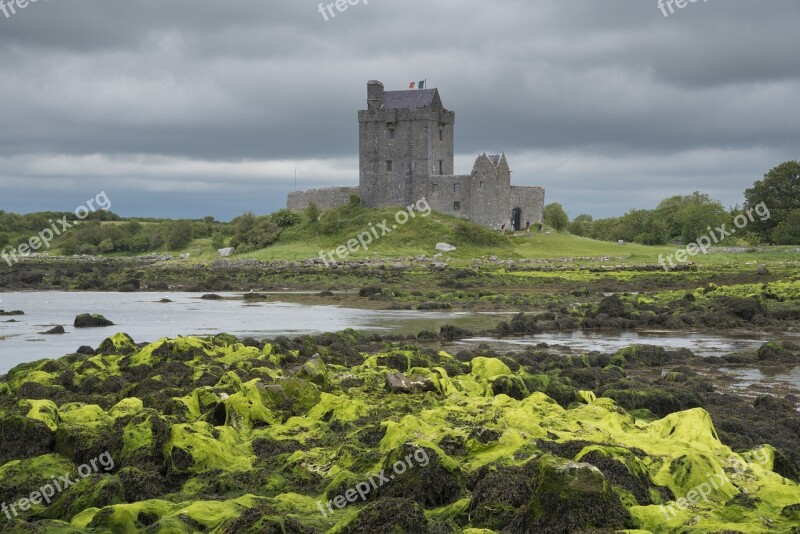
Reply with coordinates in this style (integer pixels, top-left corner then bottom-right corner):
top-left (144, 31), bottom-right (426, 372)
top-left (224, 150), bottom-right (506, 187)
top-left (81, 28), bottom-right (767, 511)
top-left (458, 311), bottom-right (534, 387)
top-left (1, 0), bottom-right (798, 221)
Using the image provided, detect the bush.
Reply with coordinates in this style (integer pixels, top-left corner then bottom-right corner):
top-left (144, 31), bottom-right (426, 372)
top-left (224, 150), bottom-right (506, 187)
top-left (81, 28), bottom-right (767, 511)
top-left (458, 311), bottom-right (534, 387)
top-left (305, 202), bottom-right (321, 224)
top-left (272, 209), bottom-right (300, 228)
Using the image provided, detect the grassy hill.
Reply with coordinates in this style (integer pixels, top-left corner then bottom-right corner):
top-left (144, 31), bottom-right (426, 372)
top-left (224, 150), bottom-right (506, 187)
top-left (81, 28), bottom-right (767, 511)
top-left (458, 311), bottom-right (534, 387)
top-left (203, 203), bottom-right (676, 263)
top-left (7, 203), bottom-right (795, 266)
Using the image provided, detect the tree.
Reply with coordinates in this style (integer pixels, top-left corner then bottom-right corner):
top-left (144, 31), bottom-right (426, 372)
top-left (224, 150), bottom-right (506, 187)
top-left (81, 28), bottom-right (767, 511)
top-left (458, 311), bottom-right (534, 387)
top-left (543, 203), bottom-right (569, 232)
top-left (569, 214), bottom-right (593, 236)
top-left (167, 220), bottom-right (193, 250)
top-left (211, 232), bottom-right (225, 250)
top-left (655, 192), bottom-right (728, 244)
top-left (773, 209), bottom-right (800, 245)
top-left (744, 161), bottom-right (800, 242)
top-left (305, 202), bottom-right (321, 224)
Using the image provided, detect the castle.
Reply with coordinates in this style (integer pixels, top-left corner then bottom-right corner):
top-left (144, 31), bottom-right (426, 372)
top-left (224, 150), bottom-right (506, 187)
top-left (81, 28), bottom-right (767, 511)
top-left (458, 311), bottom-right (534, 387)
top-left (287, 81), bottom-right (545, 230)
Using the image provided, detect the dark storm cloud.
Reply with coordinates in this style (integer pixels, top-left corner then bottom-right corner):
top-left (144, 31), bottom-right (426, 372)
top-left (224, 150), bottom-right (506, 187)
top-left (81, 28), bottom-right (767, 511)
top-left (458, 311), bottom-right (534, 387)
top-left (1, 0), bottom-right (798, 219)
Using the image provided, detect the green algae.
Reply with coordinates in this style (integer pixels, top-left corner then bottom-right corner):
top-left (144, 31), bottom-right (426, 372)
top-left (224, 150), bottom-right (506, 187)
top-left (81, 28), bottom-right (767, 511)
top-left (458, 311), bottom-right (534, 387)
top-left (22, 399), bottom-right (60, 431)
top-left (0, 333), bottom-right (798, 533)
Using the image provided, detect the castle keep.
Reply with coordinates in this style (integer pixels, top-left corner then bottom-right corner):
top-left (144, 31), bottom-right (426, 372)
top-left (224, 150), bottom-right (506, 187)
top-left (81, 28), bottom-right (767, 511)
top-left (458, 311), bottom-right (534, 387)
top-left (288, 81), bottom-right (545, 230)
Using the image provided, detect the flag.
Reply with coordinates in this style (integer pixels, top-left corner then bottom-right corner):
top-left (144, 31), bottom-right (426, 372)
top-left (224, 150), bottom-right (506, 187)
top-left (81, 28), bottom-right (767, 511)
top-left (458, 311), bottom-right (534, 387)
top-left (409, 82), bottom-right (415, 89)
top-left (409, 80), bottom-right (426, 89)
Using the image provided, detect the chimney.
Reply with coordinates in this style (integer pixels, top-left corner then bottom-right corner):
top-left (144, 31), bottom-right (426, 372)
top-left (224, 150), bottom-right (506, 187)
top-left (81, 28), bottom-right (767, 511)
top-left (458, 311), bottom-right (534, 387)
top-left (367, 80), bottom-right (384, 111)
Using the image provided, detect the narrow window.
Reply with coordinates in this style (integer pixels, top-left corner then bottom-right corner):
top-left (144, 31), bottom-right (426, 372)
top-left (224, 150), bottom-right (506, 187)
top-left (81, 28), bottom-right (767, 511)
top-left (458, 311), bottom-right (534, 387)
top-left (454, 201), bottom-right (461, 211)
top-left (479, 181), bottom-right (484, 189)
top-left (439, 129), bottom-right (443, 141)
top-left (389, 129), bottom-right (396, 140)
top-left (386, 160), bottom-right (392, 172)
top-left (454, 182), bottom-right (461, 194)
top-left (439, 160), bottom-right (443, 175)
top-left (432, 183), bottom-right (439, 193)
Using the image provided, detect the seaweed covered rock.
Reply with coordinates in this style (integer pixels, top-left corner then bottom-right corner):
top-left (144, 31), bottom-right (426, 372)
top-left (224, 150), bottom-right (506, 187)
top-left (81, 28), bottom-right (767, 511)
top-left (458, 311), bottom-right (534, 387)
top-left (490, 374), bottom-right (530, 400)
top-left (73, 314), bottom-right (114, 328)
top-left (376, 444), bottom-right (464, 507)
top-left (0, 415), bottom-right (54, 464)
top-left (506, 454), bottom-right (632, 533)
top-left (757, 341), bottom-right (800, 363)
top-left (468, 463), bottom-right (536, 530)
top-left (341, 497), bottom-right (430, 534)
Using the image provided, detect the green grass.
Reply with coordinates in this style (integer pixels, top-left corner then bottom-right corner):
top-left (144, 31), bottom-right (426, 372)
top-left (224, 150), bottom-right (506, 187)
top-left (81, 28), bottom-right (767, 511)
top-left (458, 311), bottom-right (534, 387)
top-left (52, 205), bottom-right (798, 267)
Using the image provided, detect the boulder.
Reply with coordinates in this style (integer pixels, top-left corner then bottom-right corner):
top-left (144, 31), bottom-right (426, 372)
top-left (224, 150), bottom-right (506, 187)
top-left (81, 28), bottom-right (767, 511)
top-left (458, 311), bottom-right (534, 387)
top-left (435, 243), bottom-right (456, 252)
top-left (386, 372), bottom-right (413, 394)
top-left (73, 314), bottom-right (114, 328)
top-left (507, 454), bottom-right (632, 532)
top-left (41, 325), bottom-right (66, 335)
top-left (218, 247), bottom-right (236, 258)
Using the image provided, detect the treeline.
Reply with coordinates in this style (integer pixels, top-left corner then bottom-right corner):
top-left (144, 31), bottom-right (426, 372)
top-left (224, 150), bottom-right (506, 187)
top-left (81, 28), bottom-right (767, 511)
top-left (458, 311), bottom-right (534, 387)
top-left (544, 161), bottom-right (800, 246)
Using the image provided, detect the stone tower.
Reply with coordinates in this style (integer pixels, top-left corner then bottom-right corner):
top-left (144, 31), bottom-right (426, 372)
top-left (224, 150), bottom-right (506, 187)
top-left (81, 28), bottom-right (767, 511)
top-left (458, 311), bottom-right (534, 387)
top-left (358, 80), bottom-right (455, 207)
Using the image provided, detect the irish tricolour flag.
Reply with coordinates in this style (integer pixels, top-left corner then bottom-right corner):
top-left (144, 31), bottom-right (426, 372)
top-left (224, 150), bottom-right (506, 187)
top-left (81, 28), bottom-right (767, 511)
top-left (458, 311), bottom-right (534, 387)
top-left (408, 80), bottom-right (426, 89)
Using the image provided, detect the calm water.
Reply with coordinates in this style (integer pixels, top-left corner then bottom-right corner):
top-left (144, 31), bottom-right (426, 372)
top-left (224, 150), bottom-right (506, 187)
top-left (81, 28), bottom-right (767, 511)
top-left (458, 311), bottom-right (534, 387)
top-left (0, 292), bottom-right (503, 373)
top-left (0, 292), bottom-right (795, 378)
top-left (461, 330), bottom-right (777, 358)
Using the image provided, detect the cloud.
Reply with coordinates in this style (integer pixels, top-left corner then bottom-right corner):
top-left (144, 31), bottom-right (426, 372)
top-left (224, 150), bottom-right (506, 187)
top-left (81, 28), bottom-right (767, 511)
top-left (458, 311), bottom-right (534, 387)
top-left (1, 0), bottom-right (798, 219)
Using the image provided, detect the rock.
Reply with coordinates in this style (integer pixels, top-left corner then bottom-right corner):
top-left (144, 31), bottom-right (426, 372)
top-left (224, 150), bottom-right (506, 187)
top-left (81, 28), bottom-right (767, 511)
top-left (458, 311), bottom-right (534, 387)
top-left (295, 354), bottom-right (330, 389)
top-left (0, 415), bottom-right (55, 465)
top-left (597, 295), bottom-right (626, 318)
top-left (201, 294), bottom-right (223, 300)
top-left (435, 243), bottom-right (456, 252)
top-left (76, 346), bottom-right (95, 355)
top-left (393, 262), bottom-right (405, 269)
top-left (218, 247), bottom-right (236, 258)
top-left (41, 325), bottom-right (66, 335)
top-left (431, 262), bottom-right (448, 271)
top-left (73, 314), bottom-right (114, 328)
top-left (433, 253), bottom-right (443, 260)
top-left (342, 498), bottom-right (430, 534)
top-left (0, 310), bottom-right (24, 316)
top-left (159, 298), bottom-right (172, 303)
top-left (489, 256), bottom-right (498, 262)
top-left (386, 372), bottom-right (413, 393)
top-left (508, 455), bottom-right (632, 532)
top-left (757, 264), bottom-right (770, 275)
top-left (179, 253), bottom-right (191, 260)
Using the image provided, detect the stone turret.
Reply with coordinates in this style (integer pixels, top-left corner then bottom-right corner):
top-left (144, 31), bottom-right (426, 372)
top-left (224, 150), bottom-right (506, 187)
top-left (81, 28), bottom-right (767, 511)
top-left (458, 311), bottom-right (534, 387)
top-left (367, 80), bottom-right (384, 111)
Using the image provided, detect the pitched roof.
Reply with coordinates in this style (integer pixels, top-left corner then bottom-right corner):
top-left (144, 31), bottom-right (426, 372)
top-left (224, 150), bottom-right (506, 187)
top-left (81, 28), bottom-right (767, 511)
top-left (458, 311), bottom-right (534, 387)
top-left (382, 89), bottom-right (442, 111)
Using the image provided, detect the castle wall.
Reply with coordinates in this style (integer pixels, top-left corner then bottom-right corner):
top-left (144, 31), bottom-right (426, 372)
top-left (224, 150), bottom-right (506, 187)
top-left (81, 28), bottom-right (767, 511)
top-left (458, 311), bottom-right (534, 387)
top-left (287, 187), bottom-right (359, 211)
top-left (427, 175), bottom-right (473, 220)
top-left (511, 186), bottom-right (546, 226)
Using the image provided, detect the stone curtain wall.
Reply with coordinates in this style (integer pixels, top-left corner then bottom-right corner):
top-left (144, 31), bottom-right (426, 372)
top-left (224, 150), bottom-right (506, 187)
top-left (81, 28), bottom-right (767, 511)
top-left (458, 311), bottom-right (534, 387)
top-left (511, 186), bottom-right (546, 225)
top-left (287, 187), bottom-right (359, 211)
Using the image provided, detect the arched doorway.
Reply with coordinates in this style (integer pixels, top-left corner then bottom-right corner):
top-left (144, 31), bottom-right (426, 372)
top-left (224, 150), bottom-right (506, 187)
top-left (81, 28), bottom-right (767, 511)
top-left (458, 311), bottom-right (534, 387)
top-left (511, 208), bottom-right (522, 231)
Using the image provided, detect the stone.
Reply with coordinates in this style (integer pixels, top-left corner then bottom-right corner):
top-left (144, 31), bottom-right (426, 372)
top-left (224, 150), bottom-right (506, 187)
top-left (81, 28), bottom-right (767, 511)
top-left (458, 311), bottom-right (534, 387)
top-left (432, 262), bottom-right (448, 271)
top-left (218, 247), bottom-right (235, 258)
top-left (436, 243), bottom-right (457, 252)
top-left (757, 264), bottom-right (770, 275)
top-left (41, 325), bottom-right (66, 335)
top-left (386, 372), bottom-right (413, 394)
top-left (73, 314), bottom-right (114, 328)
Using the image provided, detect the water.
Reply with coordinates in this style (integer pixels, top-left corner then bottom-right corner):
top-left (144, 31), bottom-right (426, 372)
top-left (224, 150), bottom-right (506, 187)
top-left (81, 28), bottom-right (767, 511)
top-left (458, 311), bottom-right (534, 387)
top-left (0, 292), bottom-right (502, 373)
top-left (461, 330), bottom-right (775, 358)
